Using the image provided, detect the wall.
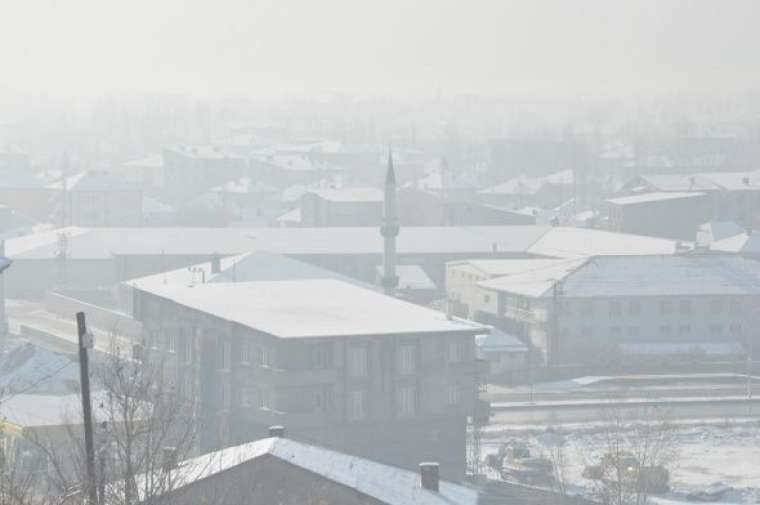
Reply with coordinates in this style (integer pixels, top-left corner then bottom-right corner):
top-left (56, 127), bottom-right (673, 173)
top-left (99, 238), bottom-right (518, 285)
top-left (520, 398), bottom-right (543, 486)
top-left (45, 290), bottom-right (142, 339)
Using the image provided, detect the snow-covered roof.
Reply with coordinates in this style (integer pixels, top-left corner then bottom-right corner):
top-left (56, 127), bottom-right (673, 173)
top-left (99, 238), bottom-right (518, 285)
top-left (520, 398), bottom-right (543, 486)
top-left (450, 258), bottom-right (568, 278)
top-left (165, 145), bottom-right (243, 160)
top-left (6, 225), bottom-right (682, 261)
top-left (134, 279), bottom-right (485, 339)
top-left (376, 264), bottom-right (436, 291)
top-left (0, 343), bottom-right (78, 395)
top-left (208, 177), bottom-right (278, 194)
top-left (632, 170), bottom-right (760, 193)
top-left (698, 221), bottom-right (746, 244)
top-left (619, 342), bottom-right (745, 356)
top-left (479, 170), bottom-right (574, 196)
top-left (250, 153), bottom-right (344, 172)
top-left (307, 187), bottom-right (384, 203)
top-left (275, 207), bottom-right (301, 224)
top-left (122, 154), bottom-right (164, 169)
top-left (46, 171), bottom-right (139, 192)
top-left (476, 328), bottom-right (528, 353)
top-left (0, 390), bottom-right (124, 428)
top-left (710, 232), bottom-right (759, 254)
top-left (136, 437), bottom-right (478, 505)
top-left (480, 255), bottom-right (760, 298)
top-left (606, 192), bottom-right (705, 206)
top-left (125, 251), bottom-right (375, 291)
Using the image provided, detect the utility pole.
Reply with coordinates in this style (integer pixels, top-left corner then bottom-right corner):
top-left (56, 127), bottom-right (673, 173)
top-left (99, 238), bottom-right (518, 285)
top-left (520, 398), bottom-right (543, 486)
top-left (76, 312), bottom-right (98, 505)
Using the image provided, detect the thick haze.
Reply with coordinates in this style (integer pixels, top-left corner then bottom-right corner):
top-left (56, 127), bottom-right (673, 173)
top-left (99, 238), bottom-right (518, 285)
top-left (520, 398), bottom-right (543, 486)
top-left (1, 0), bottom-right (759, 100)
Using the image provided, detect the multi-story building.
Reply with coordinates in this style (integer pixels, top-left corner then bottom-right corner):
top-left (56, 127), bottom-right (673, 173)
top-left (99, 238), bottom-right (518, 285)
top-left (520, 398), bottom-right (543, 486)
top-left (131, 278), bottom-right (486, 479)
top-left (448, 255), bottom-right (760, 365)
top-left (604, 192), bottom-right (711, 240)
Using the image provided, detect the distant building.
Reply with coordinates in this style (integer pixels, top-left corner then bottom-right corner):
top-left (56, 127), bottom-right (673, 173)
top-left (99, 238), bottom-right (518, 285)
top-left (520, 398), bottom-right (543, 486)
top-left (475, 329), bottom-right (529, 376)
top-left (130, 279), bottom-right (487, 479)
top-left (300, 187), bottom-right (384, 227)
top-left (162, 146), bottom-right (246, 201)
top-left (136, 430), bottom-right (478, 505)
top-left (604, 192), bottom-right (711, 240)
top-left (478, 170), bottom-right (576, 209)
top-left (618, 171), bottom-right (760, 230)
top-left (47, 171), bottom-right (143, 227)
top-left (450, 255), bottom-right (760, 364)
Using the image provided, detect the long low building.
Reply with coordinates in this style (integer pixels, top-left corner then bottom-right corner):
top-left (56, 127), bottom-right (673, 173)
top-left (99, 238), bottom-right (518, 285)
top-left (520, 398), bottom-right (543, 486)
top-left (448, 254), bottom-right (760, 365)
top-left (4, 225), bottom-right (684, 298)
top-left (130, 277), bottom-right (487, 478)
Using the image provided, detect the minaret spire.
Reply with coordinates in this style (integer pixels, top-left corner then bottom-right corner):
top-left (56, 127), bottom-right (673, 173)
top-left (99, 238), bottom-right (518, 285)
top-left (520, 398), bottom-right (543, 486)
top-left (381, 149), bottom-right (399, 295)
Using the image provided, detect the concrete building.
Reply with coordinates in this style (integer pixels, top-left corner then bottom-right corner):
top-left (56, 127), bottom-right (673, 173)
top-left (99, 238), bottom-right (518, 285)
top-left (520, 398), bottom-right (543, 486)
top-left (162, 146), bottom-right (246, 201)
top-left (134, 430), bottom-right (478, 505)
top-left (48, 171), bottom-right (143, 227)
top-left (478, 169), bottom-right (576, 209)
top-left (604, 192), bottom-right (711, 240)
top-left (450, 255), bottom-right (760, 365)
top-left (619, 171), bottom-right (760, 230)
top-left (130, 278), bottom-right (487, 478)
top-left (300, 187), bottom-right (384, 227)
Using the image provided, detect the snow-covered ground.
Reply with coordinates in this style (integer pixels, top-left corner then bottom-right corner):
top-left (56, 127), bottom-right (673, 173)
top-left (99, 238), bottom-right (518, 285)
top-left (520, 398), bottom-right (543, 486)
top-left (483, 420), bottom-right (760, 504)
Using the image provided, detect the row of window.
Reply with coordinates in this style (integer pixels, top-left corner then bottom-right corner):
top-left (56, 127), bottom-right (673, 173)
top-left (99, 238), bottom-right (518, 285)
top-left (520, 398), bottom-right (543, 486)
top-left (572, 322), bottom-right (743, 338)
top-left (571, 298), bottom-right (744, 317)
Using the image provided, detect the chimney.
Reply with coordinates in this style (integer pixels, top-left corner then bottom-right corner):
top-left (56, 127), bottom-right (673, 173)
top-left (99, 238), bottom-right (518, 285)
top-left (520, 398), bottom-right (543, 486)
top-left (419, 462), bottom-right (440, 492)
top-left (210, 255), bottom-right (221, 274)
top-left (161, 447), bottom-right (178, 472)
top-left (268, 425), bottom-right (285, 438)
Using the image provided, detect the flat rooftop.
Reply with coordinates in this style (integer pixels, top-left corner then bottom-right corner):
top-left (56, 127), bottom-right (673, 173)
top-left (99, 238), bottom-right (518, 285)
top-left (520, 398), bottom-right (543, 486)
top-left (136, 279), bottom-right (485, 338)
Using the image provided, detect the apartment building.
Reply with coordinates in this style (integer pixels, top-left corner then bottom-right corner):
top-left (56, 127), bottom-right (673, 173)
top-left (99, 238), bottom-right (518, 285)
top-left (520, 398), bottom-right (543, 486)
top-left (131, 278), bottom-right (486, 479)
top-left (448, 255), bottom-right (760, 365)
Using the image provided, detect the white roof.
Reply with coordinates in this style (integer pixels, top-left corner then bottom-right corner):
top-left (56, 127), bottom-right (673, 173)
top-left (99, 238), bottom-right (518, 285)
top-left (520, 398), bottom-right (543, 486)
top-left (481, 255), bottom-right (760, 298)
top-left (122, 154), bottom-right (164, 169)
top-left (606, 192), bottom-right (705, 206)
top-left (135, 279), bottom-right (484, 338)
top-left (307, 187), bottom-right (384, 203)
top-left (138, 437), bottom-right (477, 505)
top-left (451, 259), bottom-right (568, 278)
top-left (376, 264), bottom-right (436, 290)
top-left (526, 227), bottom-right (682, 258)
top-left (479, 170), bottom-right (573, 196)
top-left (711, 232), bottom-right (756, 253)
top-left (0, 391), bottom-right (123, 428)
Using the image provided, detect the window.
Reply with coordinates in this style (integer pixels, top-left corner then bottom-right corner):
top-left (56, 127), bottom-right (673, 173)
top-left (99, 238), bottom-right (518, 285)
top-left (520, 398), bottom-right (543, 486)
top-left (709, 323), bottom-right (723, 336)
top-left (257, 388), bottom-right (273, 410)
top-left (627, 326), bottom-right (640, 337)
top-left (447, 384), bottom-right (460, 406)
top-left (659, 300), bottom-right (673, 315)
top-left (315, 385), bottom-right (335, 412)
top-left (348, 390), bottom-right (366, 421)
top-left (348, 346), bottom-right (368, 377)
top-left (730, 298), bottom-right (743, 313)
top-left (447, 341), bottom-right (462, 363)
top-left (628, 300), bottom-right (641, 316)
top-left (483, 294), bottom-right (491, 304)
top-left (397, 344), bottom-right (417, 375)
top-left (397, 386), bottom-right (416, 417)
top-left (257, 346), bottom-right (272, 368)
top-left (729, 323), bottom-right (743, 335)
top-left (710, 299), bottom-right (723, 314)
top-left (220, 381), bottom-right (231, 411)
top-left (240, 387), bottom-right (253, 408)
top-left (679, 299), bottom-right (692, 314)
top-left (179, 331), bottom-right (192, 364)
top-left (609, 300), bottom-right (622, 316)
top-left (167, 333), bottom-right (177, 354)
top-left (610, 326), bottom-right (622, 337)
top-left (241, 342), bottom-right (253, 365)
top-left (658, 325), bottom-right (672, 337)
top-left (679, 324), bottom-right (691, 336)
top-left (220, 341), bottom-right (232, 370)
top-left (311, 343), bottom-right (333, 370)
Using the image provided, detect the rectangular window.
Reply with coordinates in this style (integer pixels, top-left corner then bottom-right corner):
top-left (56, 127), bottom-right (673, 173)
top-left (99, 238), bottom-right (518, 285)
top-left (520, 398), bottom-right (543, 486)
top-left (311, 343), bottom-right (333, 370)
top-left (729, 323), bottom-right (743, 335)
top-left (348, 346), bottom-right (368, 377)
top-left (709, 323), bottom-right (723, 336)
top-left (447, 341), bottom-right (461, 363)
top-left (257, 346), bottom-right (272, 368)
top-left (220, 341), bottom-right (232, 370)
top-left (220, 381), bottom-right (231, 411)
top-left (398, 344), bottom-right (417, 374)
top-left (447, 384), bottom-right (460, 406)
top-left (609, 300), bottom-right (622, 316)
top-left (610, 326), bottom-right (622, 337)
top-left (679, 299), bottom-right (692, 314)
top-left (167, 333), bottom-right (177, 354)
top-left (397, 386), bottom-right (416, 417)
top-left (240, 387), bottom-right (253, 408)
top-left (348, 390), bottom-right (366, 421)
top-left (658, 325), bottom-right (672, 337)
top-left (659, 300), bottom-right (673, 315)
top-left (257, 388), bottom-right (273, 410)
top-left (241, 342), bottom-right (252, 365)
top-left (627, 326), bottom-right (640, 337)
top-left (180, 331), bottom-right (192, 364)
top-left (628, 300), bottom-right (641, 316)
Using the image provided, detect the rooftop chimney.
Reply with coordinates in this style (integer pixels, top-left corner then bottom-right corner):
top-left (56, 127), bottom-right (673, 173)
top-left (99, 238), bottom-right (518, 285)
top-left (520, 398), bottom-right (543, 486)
top-left (419, 462), bottom-right (440, 492)
top-left (268, 425), bottom-right (285, 438)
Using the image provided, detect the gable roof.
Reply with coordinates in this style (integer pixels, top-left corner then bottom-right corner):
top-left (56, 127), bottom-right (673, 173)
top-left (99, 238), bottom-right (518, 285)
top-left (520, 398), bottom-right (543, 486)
top-left (137, 437), bottom-right (478, 505)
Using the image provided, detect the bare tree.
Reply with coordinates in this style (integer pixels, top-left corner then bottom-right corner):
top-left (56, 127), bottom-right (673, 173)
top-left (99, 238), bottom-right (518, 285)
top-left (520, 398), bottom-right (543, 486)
top-left (583, 407), bottom-right (677, 505)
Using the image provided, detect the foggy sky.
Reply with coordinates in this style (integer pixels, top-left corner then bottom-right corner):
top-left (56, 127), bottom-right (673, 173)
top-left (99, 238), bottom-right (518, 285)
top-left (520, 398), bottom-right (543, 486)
top-left (1, 0), bottom-right (759, 101)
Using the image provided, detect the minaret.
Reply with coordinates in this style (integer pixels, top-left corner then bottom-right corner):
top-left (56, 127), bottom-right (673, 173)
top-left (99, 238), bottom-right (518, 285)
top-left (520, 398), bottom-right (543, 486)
top-left (380, 150), bottom-right (399, 295)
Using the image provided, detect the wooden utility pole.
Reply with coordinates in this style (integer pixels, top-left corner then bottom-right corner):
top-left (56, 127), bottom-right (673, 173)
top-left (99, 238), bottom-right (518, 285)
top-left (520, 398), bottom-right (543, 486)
top-left (76, 312), bottom-right (98, 505)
